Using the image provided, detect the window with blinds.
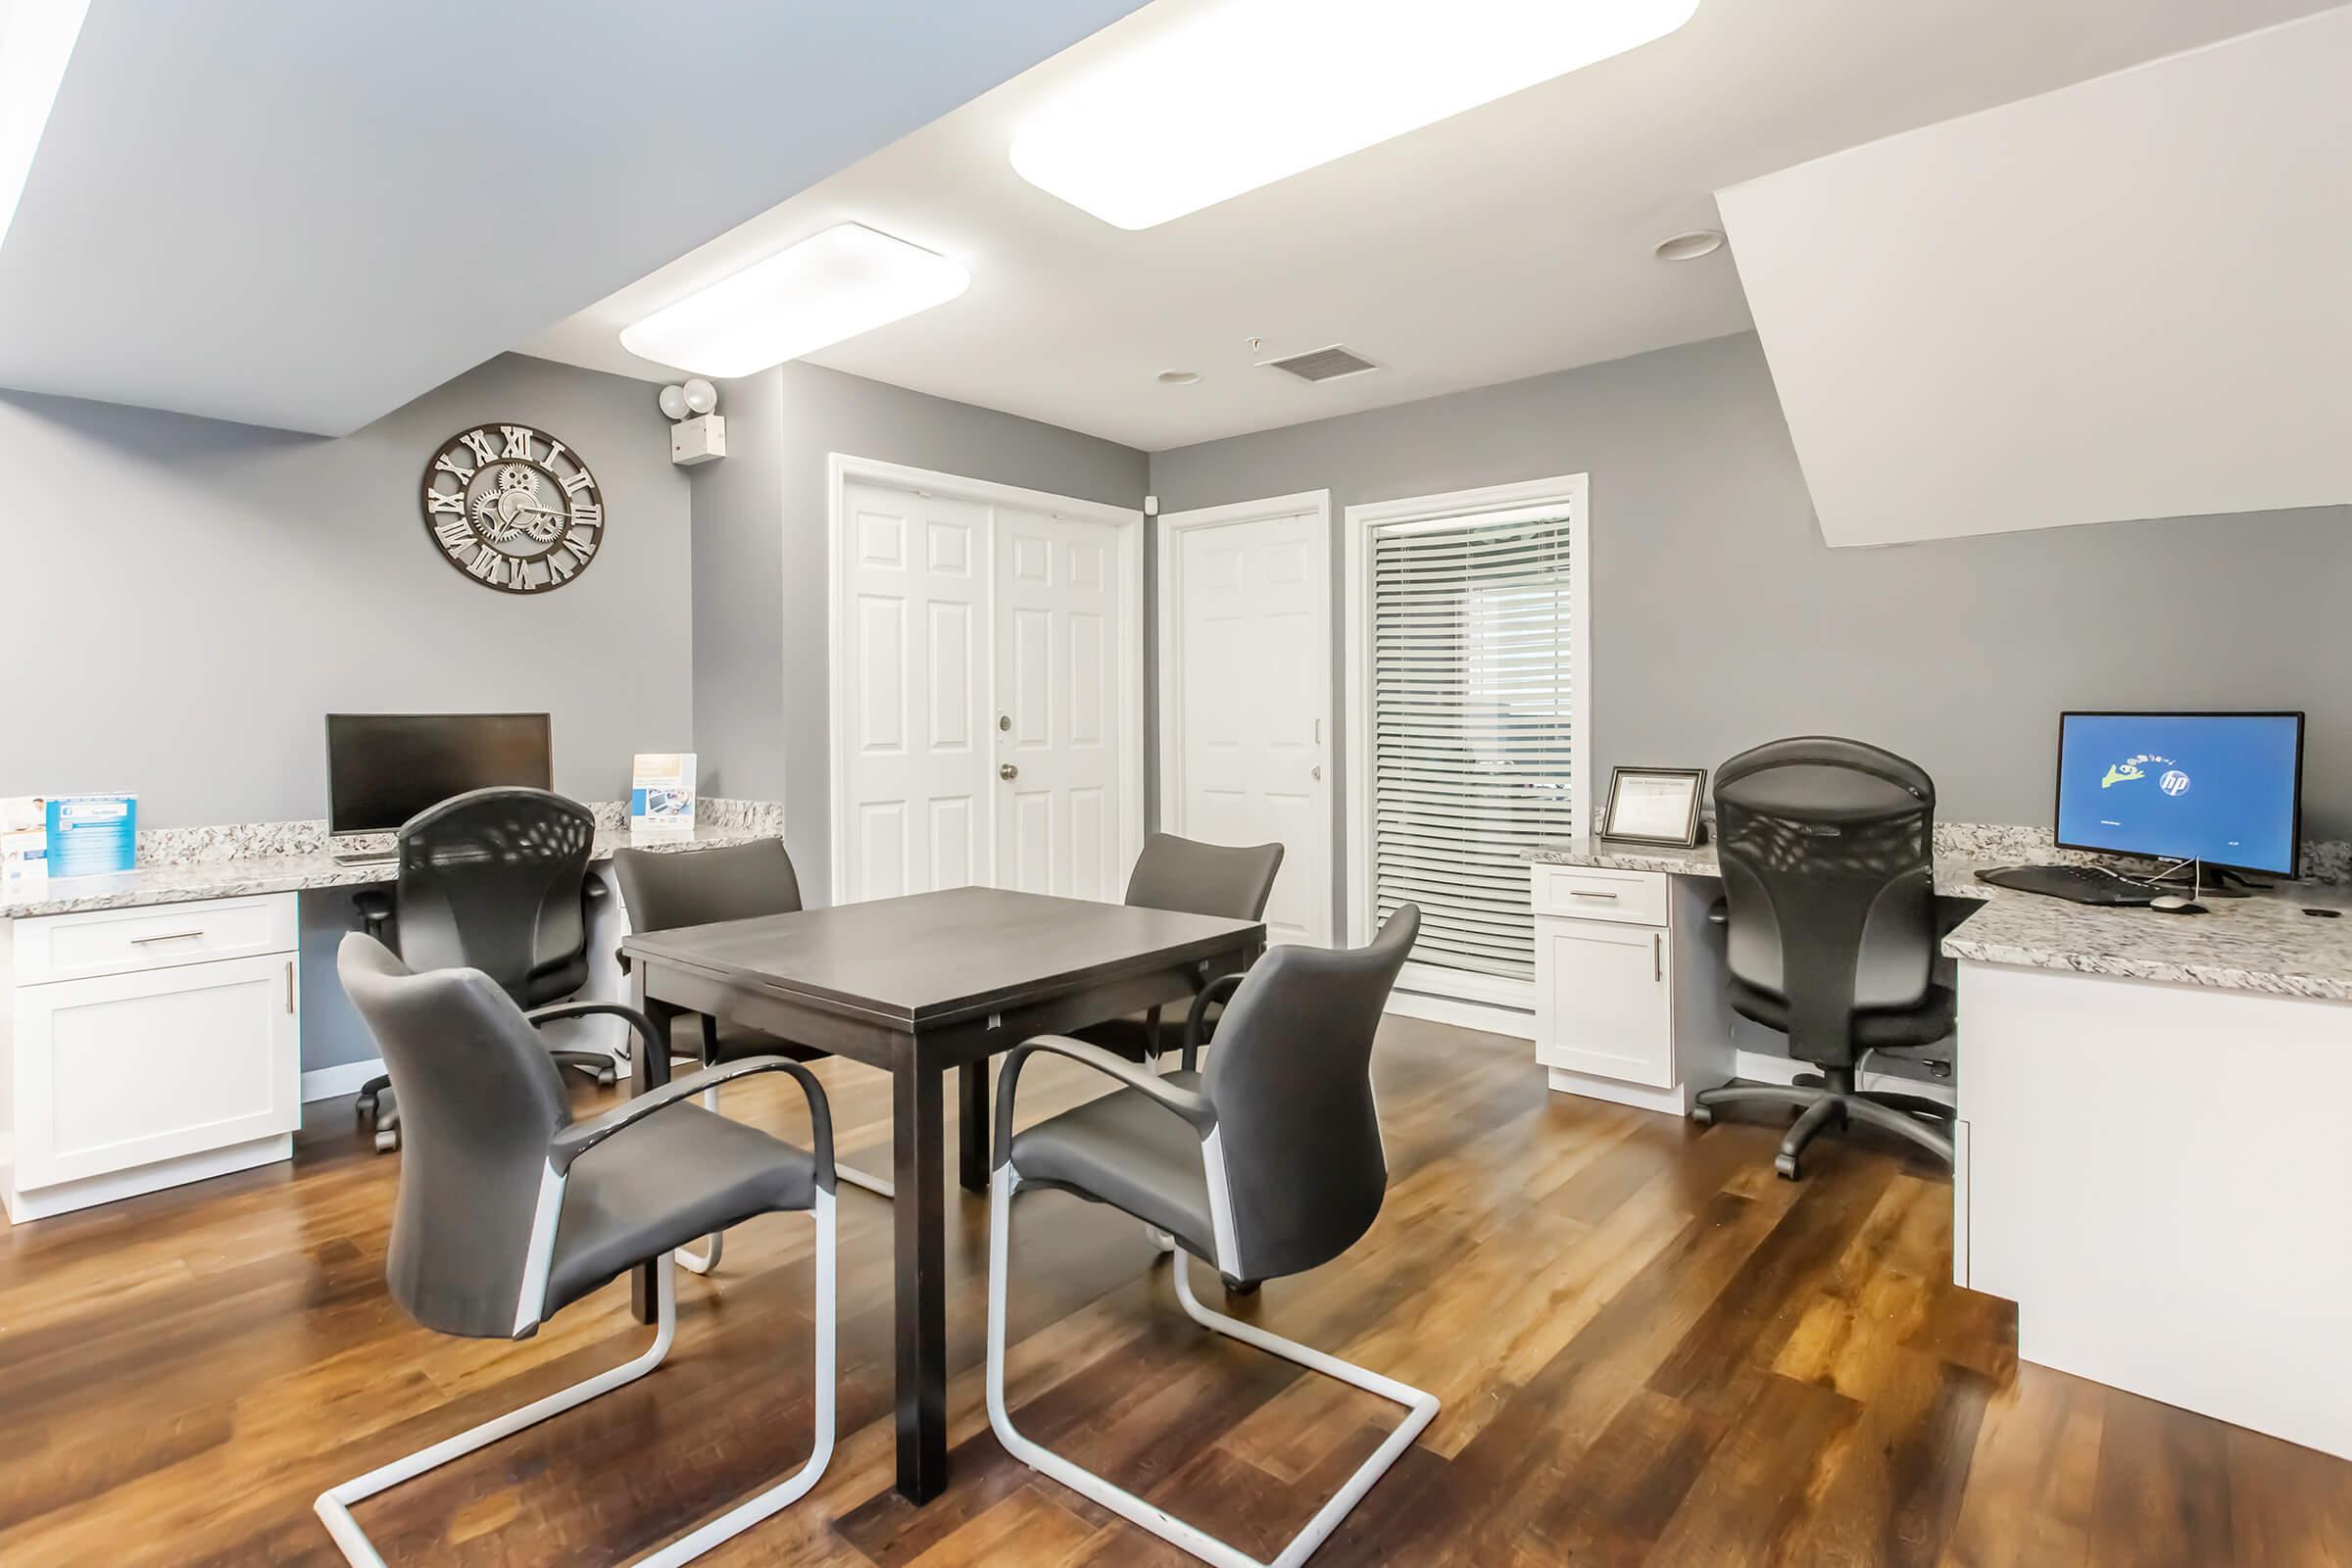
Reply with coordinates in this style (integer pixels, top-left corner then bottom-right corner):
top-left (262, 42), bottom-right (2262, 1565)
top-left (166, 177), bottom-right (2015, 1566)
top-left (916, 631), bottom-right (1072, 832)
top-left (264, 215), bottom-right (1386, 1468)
top-left (1367, 505), bottom-right (1581, 984)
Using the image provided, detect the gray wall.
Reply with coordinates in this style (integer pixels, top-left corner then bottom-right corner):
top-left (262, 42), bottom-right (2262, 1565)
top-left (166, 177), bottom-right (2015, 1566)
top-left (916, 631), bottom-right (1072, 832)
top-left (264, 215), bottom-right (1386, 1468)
top-left (0, 352), bottom-right (694, 825)
top-left (1150, 331), bottom-right (2351, 919)
top-left (690, 360), bottom-right (1148, 902)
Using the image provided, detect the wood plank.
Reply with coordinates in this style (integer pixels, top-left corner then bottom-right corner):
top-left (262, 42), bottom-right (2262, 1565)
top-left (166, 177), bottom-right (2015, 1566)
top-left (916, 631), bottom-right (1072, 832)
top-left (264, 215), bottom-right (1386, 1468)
top-left (0, 1017), bottom-right (2344, 1566)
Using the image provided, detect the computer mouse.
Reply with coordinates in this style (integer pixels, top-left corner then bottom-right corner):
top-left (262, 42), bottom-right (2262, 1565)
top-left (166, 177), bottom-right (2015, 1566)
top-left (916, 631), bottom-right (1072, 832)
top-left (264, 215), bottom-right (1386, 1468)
top-left (2148, 896), bottom-right (2207, 914)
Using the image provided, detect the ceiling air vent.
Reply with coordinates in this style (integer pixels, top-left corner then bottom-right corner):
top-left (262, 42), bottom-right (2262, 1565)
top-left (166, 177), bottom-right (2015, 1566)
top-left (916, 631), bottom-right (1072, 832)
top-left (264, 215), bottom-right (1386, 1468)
top-left (1259, 344), bottom-right (1380, 384)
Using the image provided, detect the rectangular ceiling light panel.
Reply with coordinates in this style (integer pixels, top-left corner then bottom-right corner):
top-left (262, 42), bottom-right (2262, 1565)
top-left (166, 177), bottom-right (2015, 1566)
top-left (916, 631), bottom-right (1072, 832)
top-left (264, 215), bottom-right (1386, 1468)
top-left (619, 221), bottom-right (970, 377)
top-left (0, 0), bottom-right (91, 257)
top-left (1010, 0), bottom-right (1700, 229)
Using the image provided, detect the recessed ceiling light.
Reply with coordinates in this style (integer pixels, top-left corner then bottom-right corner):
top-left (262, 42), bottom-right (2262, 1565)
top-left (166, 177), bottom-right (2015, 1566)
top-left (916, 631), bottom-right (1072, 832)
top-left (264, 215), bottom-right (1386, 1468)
top-left (1654, 227), bottom-right (1726, 262)
top-left (0, 0), bottom-right (92, 258)
top-left (1156, 369), bottom-right (1200, 386)
top-left (619, 221), bottom-right (969, 377)
top-left (1009, 0), bottom-right (1702, 230)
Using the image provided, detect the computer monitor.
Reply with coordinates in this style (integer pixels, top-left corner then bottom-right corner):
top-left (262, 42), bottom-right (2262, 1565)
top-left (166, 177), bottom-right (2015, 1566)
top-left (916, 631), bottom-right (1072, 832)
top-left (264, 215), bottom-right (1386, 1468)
top-left (325, 712), bottom-right (553, 836)
top-left (2054, 710), bottom-right (2304, 878)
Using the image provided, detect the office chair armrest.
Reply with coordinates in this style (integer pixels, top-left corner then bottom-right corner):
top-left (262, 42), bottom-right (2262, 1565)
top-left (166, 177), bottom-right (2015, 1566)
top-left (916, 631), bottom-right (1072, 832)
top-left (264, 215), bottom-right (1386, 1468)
top-left (1179, 971), bottom-right (1248, 1072)
top-left (523, 1000), bottom-right (662, 1066)
top-left (994, 1035), bottom-right (1216, 1169)
top-left (546, 1054), bottom-right (836, 1188)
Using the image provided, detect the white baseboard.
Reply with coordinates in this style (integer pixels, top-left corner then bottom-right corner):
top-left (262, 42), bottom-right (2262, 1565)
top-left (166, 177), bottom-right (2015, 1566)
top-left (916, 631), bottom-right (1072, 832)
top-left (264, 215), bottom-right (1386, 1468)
top-left (301, 1057), bottom-right (384, 1104)
top-left (1544, 1067), bottom-right (1692, 1116)
top-left (1730, 1048), bottom-right (1956, 1105)
top-left (1385, 988), bottom-right (1537, 1040)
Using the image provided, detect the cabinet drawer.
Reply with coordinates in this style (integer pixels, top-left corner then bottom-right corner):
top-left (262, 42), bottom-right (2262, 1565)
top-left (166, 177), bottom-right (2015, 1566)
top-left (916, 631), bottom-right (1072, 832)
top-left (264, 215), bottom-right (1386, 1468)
top-left (1530, 865), bottom-right (1668, 926)
top-left (12, 952), bottom-right (301, 1187)
top-left (14, 894), bottom-right (298, 985)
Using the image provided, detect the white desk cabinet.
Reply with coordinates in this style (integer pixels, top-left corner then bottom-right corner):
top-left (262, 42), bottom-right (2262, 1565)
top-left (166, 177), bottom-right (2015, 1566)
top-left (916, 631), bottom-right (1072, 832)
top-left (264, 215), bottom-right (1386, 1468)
top-left (2, 893), bottom-right (301, 1221)
top-left (1531, 865), bottom-right (1733, 1115)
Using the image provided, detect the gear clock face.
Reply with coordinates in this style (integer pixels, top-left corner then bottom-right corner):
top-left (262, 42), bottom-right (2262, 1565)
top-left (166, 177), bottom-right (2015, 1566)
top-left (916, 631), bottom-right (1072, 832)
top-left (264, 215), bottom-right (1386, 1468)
top-left (420, 423), bottom-right (603, 593)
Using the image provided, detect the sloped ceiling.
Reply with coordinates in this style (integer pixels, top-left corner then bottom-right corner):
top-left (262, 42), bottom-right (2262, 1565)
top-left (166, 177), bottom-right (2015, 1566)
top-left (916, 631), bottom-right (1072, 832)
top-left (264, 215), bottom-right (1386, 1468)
top-left (0, 0), bottom-right (1144, 434)
top-left (1718, 6), bottom-right (2352, 547)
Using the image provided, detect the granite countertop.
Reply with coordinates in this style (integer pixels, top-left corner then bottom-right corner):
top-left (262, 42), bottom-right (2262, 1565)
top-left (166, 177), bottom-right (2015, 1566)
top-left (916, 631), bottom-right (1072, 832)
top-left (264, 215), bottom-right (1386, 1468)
top-left (1529, 837), bottom-right (2352, 1002)
top-left (0, 822), bottom-right (777, 920)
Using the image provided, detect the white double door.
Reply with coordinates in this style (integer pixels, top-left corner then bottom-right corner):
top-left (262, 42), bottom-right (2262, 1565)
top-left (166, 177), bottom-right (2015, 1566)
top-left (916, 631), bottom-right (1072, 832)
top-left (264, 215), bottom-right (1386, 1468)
top-left (839, 480), bottom-right (1130, 905)
top-left (1160, 497), bottom-right (1332, 946)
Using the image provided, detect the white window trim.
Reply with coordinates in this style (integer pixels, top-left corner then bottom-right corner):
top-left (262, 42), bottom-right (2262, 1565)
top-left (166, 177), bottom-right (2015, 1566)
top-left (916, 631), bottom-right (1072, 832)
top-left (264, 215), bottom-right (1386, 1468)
top-left (1342, 473), bottom-right (1592, 1018)
top-left (823, 453), bottom-right (1147, 907)
top-left (1154, 489), bottom-right (1336, 947)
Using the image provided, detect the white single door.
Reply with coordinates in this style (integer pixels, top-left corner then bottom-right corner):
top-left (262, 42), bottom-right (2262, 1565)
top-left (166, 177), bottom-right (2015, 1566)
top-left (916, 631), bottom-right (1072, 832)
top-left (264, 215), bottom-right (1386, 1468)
top-left (995, 507), bottom-right (1124, 901)
top-left (1163, 501), bottom-right (1332, 944)
top-left (15, 954), bottom-right (302, 1187)
top-left (1534, 917), bottom-right (1674, 1087)
top-left (839, 482), bottom-right (990, 901)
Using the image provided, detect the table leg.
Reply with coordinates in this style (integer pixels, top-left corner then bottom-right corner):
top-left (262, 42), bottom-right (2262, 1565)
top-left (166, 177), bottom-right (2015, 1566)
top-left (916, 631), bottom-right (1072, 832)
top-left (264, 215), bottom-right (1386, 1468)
top-left (893, 1057), bottom-right (949, 1501)
top-left (629, 971), bottom-right (679, 1327)
top-left (958, 1060), bottom-right (989, 1194)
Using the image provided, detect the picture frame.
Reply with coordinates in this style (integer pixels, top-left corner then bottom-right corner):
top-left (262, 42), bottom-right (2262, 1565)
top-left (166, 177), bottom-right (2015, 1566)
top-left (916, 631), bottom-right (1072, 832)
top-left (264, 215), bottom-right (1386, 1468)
top-left (1598, 766), bottom-right (1707, 847)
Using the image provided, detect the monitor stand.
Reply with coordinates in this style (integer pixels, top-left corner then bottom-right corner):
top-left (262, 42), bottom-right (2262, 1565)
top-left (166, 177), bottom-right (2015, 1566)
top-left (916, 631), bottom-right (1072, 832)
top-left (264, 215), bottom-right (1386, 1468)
top-left (2148, 859), bottom-right (2264, 899)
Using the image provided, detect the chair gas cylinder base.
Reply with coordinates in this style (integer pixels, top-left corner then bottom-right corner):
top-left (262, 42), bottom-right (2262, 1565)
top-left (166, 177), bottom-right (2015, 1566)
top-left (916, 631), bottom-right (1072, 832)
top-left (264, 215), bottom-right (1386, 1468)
top-left (985, 908), bottom-right (1434, 1568)
top-left (318, 935), bottom-right (838, 1567)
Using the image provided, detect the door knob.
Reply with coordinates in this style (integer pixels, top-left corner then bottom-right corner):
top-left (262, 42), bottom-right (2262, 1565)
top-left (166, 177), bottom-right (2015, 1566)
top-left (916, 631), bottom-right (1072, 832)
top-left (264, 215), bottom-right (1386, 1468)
top-left (999, 763), bottom-right (1019, 781)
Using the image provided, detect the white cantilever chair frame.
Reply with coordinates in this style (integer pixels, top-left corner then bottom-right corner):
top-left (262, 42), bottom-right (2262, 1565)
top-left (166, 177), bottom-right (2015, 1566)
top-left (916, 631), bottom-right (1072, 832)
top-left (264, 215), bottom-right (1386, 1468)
top-left (984, 1030), bottom-right (1437, 1568)
top-left (313, 1012), bottom-right (838, 1566)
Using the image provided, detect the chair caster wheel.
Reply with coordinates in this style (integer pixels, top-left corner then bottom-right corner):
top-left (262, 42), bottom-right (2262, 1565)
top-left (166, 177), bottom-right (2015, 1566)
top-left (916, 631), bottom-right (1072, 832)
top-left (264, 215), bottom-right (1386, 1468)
top-left (374, 1128), bottom-right (400, 1154)
top-left (1690, 1103), bottom-right (1715, 1127)
top-left (1774, 1154), bottom-right (1800, 1181)
top-left (1222, 1276), bottom-right (1260, 1297)
top-left (596, 1067), bottom-right (617, 1088)
top-left (354, 1092), bottom-right (377, 1120)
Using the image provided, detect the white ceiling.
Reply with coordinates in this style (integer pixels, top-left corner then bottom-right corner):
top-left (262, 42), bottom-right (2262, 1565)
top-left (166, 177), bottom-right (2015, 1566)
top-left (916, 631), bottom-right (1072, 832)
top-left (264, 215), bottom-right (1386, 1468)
top-left (525, 0), bottom-right (2343, 454)
top-left (0, 0), bottom-right (1145, 434)
top-left (1722, 7), bottom-right (2352, 546)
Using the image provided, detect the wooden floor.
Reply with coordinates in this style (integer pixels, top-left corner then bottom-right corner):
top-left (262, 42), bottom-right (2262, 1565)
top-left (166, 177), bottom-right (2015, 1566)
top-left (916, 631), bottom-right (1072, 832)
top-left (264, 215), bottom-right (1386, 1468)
top-left (3, 1017), bottom-right (2347, 1567)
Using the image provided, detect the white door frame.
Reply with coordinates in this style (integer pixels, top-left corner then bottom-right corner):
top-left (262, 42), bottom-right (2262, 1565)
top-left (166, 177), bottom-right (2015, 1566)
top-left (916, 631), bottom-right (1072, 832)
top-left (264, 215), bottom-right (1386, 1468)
top-left (824, 453), bottom-right (1147, 906)
top-left (1155, 489), bottom-right (1336, 946)
top-left (1342, 473), bottom-right (1592, 1018)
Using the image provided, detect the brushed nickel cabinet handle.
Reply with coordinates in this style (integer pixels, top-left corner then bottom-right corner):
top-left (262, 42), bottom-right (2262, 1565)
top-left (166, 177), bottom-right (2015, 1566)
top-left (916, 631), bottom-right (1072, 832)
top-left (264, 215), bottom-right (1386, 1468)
top-left (286, 960), bottom-right (296, 1013)
top-left (1569, 890), bottom-right (1618, 900)
top-left (132, 929), bottom-right (206, 945)
top-left (1653, 932), bottom-right (1663, 982)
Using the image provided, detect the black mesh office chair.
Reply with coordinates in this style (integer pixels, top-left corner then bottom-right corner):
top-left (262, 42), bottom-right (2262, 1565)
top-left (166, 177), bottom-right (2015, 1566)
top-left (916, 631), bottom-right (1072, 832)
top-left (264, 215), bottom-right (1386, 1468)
top-left (318, 934), bottom-right (835, 1566)
top-left (353, 788), bottom-right (614, 1153)
top-left (611, 839), bottom-right (894, 1277)
top-left (1690, 738), bottom-right (1958, 1179)
top-left (985, 906), bottom-right (1433, 1568)
top-left (1070, 832), bottom-right (1284, 1066)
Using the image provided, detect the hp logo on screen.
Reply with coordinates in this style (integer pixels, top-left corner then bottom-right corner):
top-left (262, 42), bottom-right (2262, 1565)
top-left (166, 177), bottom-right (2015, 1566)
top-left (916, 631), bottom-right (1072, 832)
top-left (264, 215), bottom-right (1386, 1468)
top-left (2160, 770), bottom-right (2191, 796)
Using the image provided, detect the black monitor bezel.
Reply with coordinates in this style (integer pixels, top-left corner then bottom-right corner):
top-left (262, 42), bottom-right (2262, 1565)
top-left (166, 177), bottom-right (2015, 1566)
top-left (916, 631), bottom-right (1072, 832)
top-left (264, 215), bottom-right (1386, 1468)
top-left (2052, 709), bottom-right (2305, 880)
top-left (323, 711), bottom-right (554, 836)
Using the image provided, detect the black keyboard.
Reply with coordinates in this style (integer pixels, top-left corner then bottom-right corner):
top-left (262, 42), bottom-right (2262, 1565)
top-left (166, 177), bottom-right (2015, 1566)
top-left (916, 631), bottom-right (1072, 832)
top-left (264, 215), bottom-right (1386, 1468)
top-left (1976, 863), bottom-right (2162, 906)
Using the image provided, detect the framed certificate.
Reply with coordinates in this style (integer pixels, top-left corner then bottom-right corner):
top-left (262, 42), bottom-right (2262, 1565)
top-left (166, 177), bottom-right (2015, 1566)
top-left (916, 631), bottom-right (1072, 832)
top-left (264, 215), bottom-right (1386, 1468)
top-left (1599, 767), bottom-right (1706, 847)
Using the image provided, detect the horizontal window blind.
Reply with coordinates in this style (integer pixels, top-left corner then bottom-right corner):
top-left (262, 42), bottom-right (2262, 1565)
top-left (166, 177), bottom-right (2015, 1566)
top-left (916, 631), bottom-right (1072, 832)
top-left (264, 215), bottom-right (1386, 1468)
top-left (1369, 508), bottom-right (1578, 982)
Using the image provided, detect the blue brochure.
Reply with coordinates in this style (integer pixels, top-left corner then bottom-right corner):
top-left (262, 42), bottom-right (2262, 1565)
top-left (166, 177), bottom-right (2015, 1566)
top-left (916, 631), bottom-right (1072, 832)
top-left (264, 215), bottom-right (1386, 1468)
top-left (46, 794), bottom-right (137, 877)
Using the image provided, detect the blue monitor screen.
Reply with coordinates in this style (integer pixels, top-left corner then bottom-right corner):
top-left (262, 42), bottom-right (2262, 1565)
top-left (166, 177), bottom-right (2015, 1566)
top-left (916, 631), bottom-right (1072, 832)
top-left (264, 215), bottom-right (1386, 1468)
top-left (2055, 711), bottom-right (2303, 875)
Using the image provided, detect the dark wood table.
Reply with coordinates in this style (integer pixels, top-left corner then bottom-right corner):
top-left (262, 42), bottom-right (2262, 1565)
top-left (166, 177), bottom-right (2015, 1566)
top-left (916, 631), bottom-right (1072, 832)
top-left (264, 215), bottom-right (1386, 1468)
top-left (618, 885), bottom-right (1264, 1502)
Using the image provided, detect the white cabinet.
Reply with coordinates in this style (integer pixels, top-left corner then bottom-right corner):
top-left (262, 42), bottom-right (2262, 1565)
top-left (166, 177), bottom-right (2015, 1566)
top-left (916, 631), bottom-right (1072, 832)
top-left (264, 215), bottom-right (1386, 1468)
top-left (1535, 917), bottom-right (1672, 1087)
top-left (2, 894), bottom-right (301, 1221)
top-left (1530, 866), bottom-right (1734, 1116)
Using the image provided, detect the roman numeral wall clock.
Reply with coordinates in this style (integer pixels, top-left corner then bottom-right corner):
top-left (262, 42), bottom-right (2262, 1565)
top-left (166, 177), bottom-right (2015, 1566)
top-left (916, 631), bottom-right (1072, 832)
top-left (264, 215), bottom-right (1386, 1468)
top-left (419, 423), bottom-right (604, 593)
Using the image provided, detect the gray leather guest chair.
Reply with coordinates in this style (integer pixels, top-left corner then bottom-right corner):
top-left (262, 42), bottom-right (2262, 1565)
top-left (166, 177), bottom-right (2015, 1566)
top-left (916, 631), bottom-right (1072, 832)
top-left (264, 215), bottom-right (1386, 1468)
top-left (354, 787), bottom-right (616, 1153)
top-left (612, 839), bottom-right (894, 1280)
top-left (986, 906), bottom-right (1434, 1568)
top-left (1690, 737), bottom-right (1958, 1179)
top-left (1070, 832), bottom-right (1284, 1067)
top-left (318, 934), bottom-right (836, 1568)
